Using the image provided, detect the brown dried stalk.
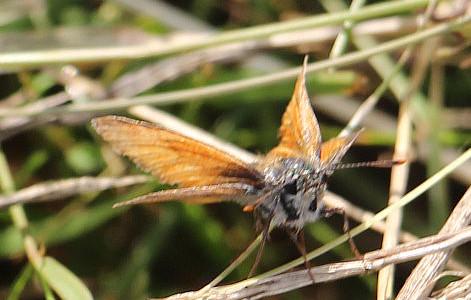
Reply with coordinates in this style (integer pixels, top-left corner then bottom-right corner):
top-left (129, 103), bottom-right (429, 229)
top-left (396, 187), bottom-right (471, 299)
top-left (0, 175), bottom-right (150, 209)
top-left (160, 226), bottom-right (471, 300)
top-left (430, 273), bottom-right (471, 299)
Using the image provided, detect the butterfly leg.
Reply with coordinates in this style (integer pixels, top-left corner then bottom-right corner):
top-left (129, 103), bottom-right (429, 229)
top-left (322, 207), bottom-right (363, 259)
top-left (286, 228), bottom-right (315, 283)
top-left (248, 195), bottom-right (281, 278)
top-left (248, 217), bottom-right (271, 278)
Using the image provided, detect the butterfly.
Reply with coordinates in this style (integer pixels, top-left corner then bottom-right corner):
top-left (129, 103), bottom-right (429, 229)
top-left (92, 58), bottom-right (400, 275)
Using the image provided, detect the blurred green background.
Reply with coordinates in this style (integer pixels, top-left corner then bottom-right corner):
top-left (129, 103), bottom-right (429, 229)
top-left (0, 0), bottom-right (470, 299)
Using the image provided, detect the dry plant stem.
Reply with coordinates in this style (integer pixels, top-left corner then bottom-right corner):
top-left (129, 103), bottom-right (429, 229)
top-left (268, 16), bottom-right (419, 50)
top-left (110, 43), bottom-right (255, 97)
top-left (426, 48), bottom-right (449, 229)
top-left (324, 192), bottom-right (469, 273)
top-left (109, 0), bottom-right (420, 41)
top-left (335, 0), bottom-right (435, 138)
top-left (0, 175), bottom-right (150, 209)
top-left (378, 97), bottom-right (412, 300)
top-left (338, 47), bottom-right (412, 137)
top-left (396, 187), bottom-right (471, 299)
top-left (0, 0), bottom-right (430, 68)
top-left (316, 96), bottom-right (471, 186)
top-left (376, 2), bottom-right (438, 294)
top-left (162, 226), bottom-right (471, 300)
top-left (1, 14), bottom-right (470, 118)
top-left (0, 150), bottom-right (45, 276)
top-left (324, 0), bottom-right (379, 138)
top-left (430, 273), bottom-right (471, 299)
top-left (0, 91), bottom-right (70, 141)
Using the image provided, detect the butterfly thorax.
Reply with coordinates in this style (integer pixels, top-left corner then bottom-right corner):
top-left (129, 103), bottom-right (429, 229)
top-left (256, 157), bottom-right (328, 230)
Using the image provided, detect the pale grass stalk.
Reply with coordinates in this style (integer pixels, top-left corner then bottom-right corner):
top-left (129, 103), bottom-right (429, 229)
top-left (430, 273), bottom-right (471, 299)
top-left (378, 1), bottom-right (439, 296)
top-left (0, 175), bottom-right (150, 209)
top-left (0, 0), bottom-right (430, 68)
top-left (378, 99), bottom-right (411, 300)
top-left (397, 187), bottom-right (471, 299)
top-left (0, 14), bottom-right (469, 118)
top-left (162, 225), bottom-right (471, 300)
top-left (315, 96), bottom-right (471, 185)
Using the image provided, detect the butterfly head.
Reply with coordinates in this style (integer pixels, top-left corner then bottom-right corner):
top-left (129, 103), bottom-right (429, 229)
top-left (256, 157), bottom-right (331, 229)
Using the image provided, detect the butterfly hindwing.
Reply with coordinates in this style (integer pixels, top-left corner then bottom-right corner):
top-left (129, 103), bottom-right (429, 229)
top-left (113, 183), bottom-right (257, 207)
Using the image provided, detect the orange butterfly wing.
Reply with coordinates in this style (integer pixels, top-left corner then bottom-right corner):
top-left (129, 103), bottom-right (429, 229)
top-left (92, 116), bottom-right (263, 189)
top-left (320, 132), bottom-right (361, 166)
top-left (265, 57), bottom-right (321, 163)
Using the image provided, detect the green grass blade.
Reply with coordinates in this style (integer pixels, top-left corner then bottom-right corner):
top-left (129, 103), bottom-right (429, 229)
top-left (41, 256), bottom-right (93, 300)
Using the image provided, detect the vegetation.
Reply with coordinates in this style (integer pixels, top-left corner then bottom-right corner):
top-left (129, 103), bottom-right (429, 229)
top-left (0, 0), bottom-right (470, 299)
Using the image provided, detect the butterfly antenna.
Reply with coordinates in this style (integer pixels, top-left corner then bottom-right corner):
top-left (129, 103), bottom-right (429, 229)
top-left (334, 158), bottom-right (406, 170)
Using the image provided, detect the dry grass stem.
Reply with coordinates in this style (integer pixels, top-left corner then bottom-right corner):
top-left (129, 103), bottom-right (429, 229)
top-left (315, 96), bottom-right (471, 185)
top-left (161, 226), bottom-right (471, 300)
top-left (1, 14), bottom-right (469, 118)
top-left (324, 192), bottom-right (470, 273)
top-left (397, 186), bottom-right (471, 299)
top-left (0, 0), bottom-right (434, 68)
top-left (430, 273), bottom-right (471, 299)
top-left (376, 1), bottom-right (440, 293)
top-left (378, 86), bottom-right (411, 300)
top-left (0, 92), bottom-right (70, 141)
top-left (0, 175), bottom-right (150, 209)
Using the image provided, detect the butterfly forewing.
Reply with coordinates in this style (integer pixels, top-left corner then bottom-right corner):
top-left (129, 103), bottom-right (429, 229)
top-left (266, 58), bottom-right (321, 163)
top-left (92, 116), bottom-right (263, 203)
